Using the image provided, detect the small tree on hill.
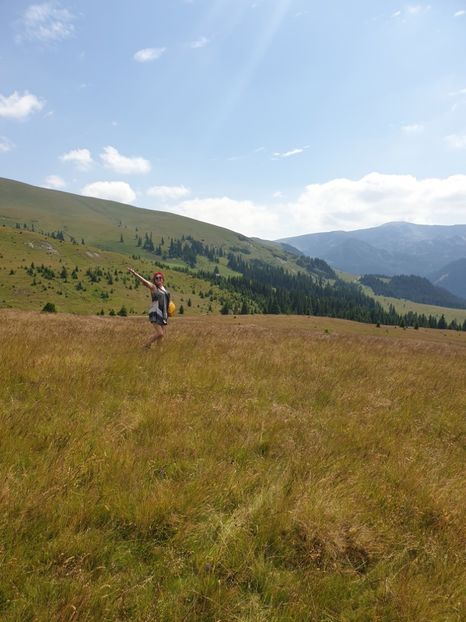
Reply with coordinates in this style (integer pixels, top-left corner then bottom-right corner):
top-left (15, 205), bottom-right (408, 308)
top-left (42, 302), bottom-right (56, 313)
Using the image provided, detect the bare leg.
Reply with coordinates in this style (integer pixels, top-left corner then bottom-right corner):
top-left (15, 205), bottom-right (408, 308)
top-left (144, 323), bottom-right (165, 349)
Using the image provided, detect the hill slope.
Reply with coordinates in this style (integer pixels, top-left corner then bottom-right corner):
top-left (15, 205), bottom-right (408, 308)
top-left (0, 177), bottom-right (275, 262)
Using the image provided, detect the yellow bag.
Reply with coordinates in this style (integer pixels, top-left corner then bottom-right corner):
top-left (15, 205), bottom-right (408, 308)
top-left (168, 301), bottom-right (176, 317)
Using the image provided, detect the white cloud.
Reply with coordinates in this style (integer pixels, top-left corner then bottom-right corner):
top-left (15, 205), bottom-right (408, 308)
top-left (81, 181), bottom-right (136, 204)
top-left (60, 148), bottom-right (93, 170)
top-left (147, 185), bottom-right (191, 200)
top-left (134, 47), bottom-right (166, 62)
top-left (0, 91), bottom-right (45, 120)
top-left (165, 197), bottom-right (280, 238)
top-left (401, 123), bottom-right (424, 134)
top-left (272, 146), bottom-right (309, 159)
top-left (160, 173), bottom-right (466, 239)
top-left (454, 10), bottom-right (465, 17)
top-left (190, 36), bottom-right (209, 48)
top-left (100, 146), bottom-right (151, 174)
top-left (288, 173), bottom-right (466, 235)
top-left (0, 136), bottom-right (15, 153)
top-left (445, 134), bottom-right (466, 149)
top-left (44, 174), bottom-right (66, 189)
top-left (18, 2), bottom-right (76, 44)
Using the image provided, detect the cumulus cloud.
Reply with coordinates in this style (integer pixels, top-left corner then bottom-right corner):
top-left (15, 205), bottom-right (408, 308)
top-left (147, 185), bottom-right (191, 200)
top-left (165, 197), bottom-right (280, 238)
top-left (44, 174), bottom-right (66, 189)
top-left (81, 181), bottom-right (136, 204)
top-left (60, 148), bottom-right (93, 170)
top-left (100, 146), bottom-right (151, 174)
top-left (18, 2), bottom-right (76, 44)
top-left (160, 173), bottom-right (466, 239)
top-left (134, 47), bottom-right (166, 62)
top-left (454, 10), bottom-right (465, 17)
top-left (190, 36), bottom-right (209, 48)
top-left (288, 173), bottom-right (466, 235)
top-left (0, 136), bottom-right (15, 152)
top-left (445, 134), bottom-right (466, 149)
top-left (0, 91), bottom-right (45, 120)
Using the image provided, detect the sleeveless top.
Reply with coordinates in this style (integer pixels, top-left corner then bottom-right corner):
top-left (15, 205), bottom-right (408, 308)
top-left (148, 286), bottom-right (170, 325)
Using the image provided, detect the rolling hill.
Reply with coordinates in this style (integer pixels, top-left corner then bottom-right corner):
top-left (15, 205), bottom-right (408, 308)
top-left (1, 177), bottom-right (465, 330)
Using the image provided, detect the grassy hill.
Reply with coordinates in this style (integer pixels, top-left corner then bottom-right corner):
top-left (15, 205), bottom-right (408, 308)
top-left (0, 177), bottom-right (292, 266)
top-left (2, 177), bottom-right (466, 329)
top-left (1, 311), bottom-right (465, 620)
top-left (0, 226), bottom-right (230, 315)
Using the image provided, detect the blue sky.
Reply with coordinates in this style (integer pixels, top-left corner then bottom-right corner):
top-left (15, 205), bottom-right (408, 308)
top-left (1, 0), bottom-right (466, 238)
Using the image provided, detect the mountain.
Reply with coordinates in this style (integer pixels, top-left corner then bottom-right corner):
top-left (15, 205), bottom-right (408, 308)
top-left (359, 274), bottom-right (466, 309)
top-left (430, 258), bottom-right (466, 299)
top-left (280, 222), bottom-right (466, 279)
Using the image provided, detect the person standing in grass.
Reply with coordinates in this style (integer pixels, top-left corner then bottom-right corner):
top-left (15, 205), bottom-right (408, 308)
top-left (128, 267), bottom-right (170, 348)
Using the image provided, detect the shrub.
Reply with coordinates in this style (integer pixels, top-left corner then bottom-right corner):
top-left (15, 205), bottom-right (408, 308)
top-left (41, 302), bottom-right (56, 313)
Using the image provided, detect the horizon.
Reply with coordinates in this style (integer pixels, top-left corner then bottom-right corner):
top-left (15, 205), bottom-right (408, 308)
top-left (1, 1), bottom-right (466, 238)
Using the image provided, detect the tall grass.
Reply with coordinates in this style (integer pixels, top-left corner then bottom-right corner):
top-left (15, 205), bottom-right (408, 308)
top-left (1, 311), bottom-right (465, 621)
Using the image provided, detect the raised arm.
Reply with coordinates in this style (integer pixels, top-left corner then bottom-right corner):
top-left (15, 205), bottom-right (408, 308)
top-left (127, 267), bottom-right (154, 289)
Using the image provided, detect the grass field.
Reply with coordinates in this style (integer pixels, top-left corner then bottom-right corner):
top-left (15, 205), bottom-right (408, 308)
top-left (1, 312), bottom-right (465, 621)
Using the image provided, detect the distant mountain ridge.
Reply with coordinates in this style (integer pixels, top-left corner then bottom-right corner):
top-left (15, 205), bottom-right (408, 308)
top-left (359, 274), bottom-right (466, 309)
top-left (429, 258), bottom-right (466, 299)
top-left (280, 222), bottom-right (466, 297)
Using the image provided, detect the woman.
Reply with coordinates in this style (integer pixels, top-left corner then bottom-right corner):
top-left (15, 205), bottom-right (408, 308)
top-left (128, 267), bottom-right (170, 348)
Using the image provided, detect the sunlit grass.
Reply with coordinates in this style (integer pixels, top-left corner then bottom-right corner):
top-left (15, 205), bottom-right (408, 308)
top-left (1, 311), bottom-right (465, 621)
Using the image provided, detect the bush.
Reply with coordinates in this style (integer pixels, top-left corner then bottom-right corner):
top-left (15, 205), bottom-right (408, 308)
top-left (42, 302), bottom-right (56, 313)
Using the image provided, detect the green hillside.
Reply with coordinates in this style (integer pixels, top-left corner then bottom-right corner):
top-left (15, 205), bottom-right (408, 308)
top-left (0, 177), bottom-right (292, 267)
top-left (0, 227), bottom-right (229, 315)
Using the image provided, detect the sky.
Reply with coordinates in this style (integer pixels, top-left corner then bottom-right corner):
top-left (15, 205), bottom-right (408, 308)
top-left (1, 0), bottom-right (466, 240)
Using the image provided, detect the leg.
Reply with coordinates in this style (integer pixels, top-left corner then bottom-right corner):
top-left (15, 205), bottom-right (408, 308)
top-left (144, 323), bottom-right (165, 349)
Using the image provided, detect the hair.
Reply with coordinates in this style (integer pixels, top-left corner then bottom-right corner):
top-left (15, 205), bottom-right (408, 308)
top-left (152, 271), bottom-right (165, 283)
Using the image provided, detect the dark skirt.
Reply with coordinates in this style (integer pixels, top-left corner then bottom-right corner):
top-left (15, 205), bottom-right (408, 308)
top-left (149, 312), bottom-right (167, 326)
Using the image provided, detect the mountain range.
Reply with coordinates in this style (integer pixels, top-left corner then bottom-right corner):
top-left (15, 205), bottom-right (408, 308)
top-left (280, 221), bottom-right (466, 298)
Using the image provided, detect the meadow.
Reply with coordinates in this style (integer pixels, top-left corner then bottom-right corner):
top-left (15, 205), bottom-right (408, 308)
top-left (1, 311), bottom-right (465, 621)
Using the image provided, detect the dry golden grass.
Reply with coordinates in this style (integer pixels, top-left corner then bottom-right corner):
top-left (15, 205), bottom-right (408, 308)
top-left (0, 311), bottom-right (465, 621)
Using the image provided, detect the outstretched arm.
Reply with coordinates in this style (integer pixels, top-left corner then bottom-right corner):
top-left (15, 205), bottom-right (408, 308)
top-left (127, 267), bottom-right (154, 289)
